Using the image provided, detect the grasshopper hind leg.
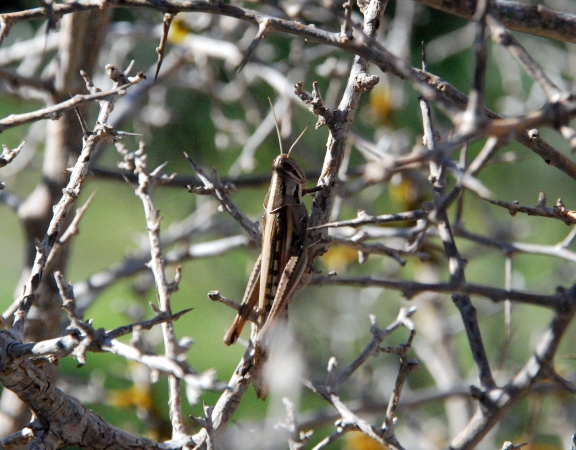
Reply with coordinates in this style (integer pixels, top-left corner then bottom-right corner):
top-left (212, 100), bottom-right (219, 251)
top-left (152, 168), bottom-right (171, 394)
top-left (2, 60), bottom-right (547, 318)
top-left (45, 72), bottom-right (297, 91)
top-left (223, 255), bottom-right (262, 345)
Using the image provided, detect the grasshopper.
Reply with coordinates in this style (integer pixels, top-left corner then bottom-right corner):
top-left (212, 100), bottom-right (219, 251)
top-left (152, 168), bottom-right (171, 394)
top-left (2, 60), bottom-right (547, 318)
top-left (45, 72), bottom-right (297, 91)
top-left (223, 106), bottom-right (311, 399)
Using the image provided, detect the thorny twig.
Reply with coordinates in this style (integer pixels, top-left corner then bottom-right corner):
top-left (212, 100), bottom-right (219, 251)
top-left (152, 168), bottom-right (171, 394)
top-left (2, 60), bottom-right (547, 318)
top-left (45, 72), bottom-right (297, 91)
top-left (54, 271), bottom-right (217, 401)
top-left (309, 208), bottom-right (430, 229)
top-left (154, 12), bottom-right (175, 81)
top-left (310, 276), bottom-right (568, 310)
top-left (122, 141), bottom-right (187, 438)
top-left (487, 197), bottom-right (576, 225)
top-left (335, 307), bottom-right (417, 387)
top-left (309, 308), bottom-right (416, 449)
top-left (237, 18), bottom-right (272, 73)
top-left (0, 141), bottom-right (24, 168)
top-left (420, 5), bottom-right (496, 392)
top-left (2, 0), bottom-right (576, 448)
top-left (0, 141), bottom-right (25, 191)
top-left (207, 291), bottom-right (259, 325)
top-left (184, 152), bottom-right (261, 244)
top-left (0, 77), bottom-right (142, 133)
top-left (276, 398), bottom-right (313, 450)
top-left (328, 235), bottom-right (429, 266)
top-left (10, 69), bottom-right (145, 335)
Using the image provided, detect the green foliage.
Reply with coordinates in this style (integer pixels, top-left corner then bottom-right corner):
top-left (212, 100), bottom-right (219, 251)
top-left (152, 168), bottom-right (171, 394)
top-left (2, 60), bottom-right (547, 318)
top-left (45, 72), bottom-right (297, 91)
top-left (2, 1), bottom-right (576, 448)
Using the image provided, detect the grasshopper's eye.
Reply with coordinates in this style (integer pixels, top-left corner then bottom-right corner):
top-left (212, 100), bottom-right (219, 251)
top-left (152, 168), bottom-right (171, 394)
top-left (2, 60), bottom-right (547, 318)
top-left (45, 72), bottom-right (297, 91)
top-left (279, 159), bottom-right (305, 183)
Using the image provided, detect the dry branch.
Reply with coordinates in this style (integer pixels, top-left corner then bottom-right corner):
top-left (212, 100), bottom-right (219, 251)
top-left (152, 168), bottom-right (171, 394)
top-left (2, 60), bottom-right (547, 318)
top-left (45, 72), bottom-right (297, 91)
top-left (415, 0), bottom-right (576, 44)
top-left (1, 0), bottom-right (576, 448)
top-left (0, 80), bottom-right (141, 133)
top-left (310, 275), bottom-right (569, 310)
top-left (10, 70), bottom-right (145, 334)
top-left (487, 197), bottom-right (576, 225)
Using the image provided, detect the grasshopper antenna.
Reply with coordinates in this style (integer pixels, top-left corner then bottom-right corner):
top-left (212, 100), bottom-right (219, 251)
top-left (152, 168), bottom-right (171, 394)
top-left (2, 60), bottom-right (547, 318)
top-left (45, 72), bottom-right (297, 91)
top-left (288, 123), bottom-right (309, 156)
top-left (268, 98), bottom-right (284, 155)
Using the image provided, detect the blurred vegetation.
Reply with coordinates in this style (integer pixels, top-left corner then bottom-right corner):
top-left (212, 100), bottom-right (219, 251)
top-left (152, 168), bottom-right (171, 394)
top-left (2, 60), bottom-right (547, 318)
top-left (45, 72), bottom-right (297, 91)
top-left (2, 1), bottom-right (576, 449)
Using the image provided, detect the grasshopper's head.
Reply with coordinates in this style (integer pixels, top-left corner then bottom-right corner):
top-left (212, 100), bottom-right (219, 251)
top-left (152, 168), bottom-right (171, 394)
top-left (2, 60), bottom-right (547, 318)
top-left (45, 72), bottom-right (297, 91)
top-left (265, 154), bottom-right (307, 212)
top-left (273, 117), bottom-right (308, 189)
top-left (265, 98), bottom-right (309, 212)
top-left (273, 153), bottom-right (306, 186)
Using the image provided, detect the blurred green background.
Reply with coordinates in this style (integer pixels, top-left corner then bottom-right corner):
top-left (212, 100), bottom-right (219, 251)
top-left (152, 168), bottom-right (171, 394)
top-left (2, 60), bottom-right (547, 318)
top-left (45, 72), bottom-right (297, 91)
top-left (2, 1), bottom-right (576, 449)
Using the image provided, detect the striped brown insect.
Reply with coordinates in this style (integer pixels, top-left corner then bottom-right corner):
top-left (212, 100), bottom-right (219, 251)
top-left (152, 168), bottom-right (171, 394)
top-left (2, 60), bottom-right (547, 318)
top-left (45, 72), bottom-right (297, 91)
top-left (223, 105), bottom-right (311, 399)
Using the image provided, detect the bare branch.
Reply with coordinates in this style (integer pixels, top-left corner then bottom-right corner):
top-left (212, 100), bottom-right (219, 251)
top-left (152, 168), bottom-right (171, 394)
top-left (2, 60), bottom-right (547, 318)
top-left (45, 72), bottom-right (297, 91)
top-left (449, 290), bottom-right (576, 449)
top-left (328, 235), bottom-right (429, 266)
top-left (0, 78), bottom-right (143, 133)
top-left (124, 142), bottom-right (187, 438)
top-left (415, 0), bottom-right (576, 45)
top-left (207, 291), bottom-right (258, 325)
top-left (0, 425), bottom-right (35, 449)
top-left (486, 196), bottom-right (576, 225)
top-left (10, 76), bottom-right (141, 334)
top-left (237, 18), bottom-right (272, 73)
top-left (487, 14), bottom-right (562, 102)
top-left (276, 398), bottom-right (312, 450)
top-left (8, 307), bottom-right (193, 363)
top-left (0, 68), bottom-right (57, 98)
top-left (501, 442), bottom-right (528, 450)
top-left (335, 307), bottom-right (417, 387)
top-left (155, 13), bottom-right (175, 81)
top-left (310, 275), bottom-right (568, 310)
top-left (184, 152), bottom-right (261, 244)
top-left (309, 208), bottom-right (429, 229)
top-left (294, 81), bottom-right (335, 129)
top-left (0, 330), bottom-right (182, 449)
top-left (0, 141), bottom-right (25, 168)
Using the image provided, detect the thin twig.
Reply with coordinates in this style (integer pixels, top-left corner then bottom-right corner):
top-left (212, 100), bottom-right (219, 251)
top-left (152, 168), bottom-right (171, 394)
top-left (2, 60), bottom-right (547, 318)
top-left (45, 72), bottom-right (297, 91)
top-left (310, 275), bottom-right (567, 310)
top-left (335, 307), bottom-right (417, 387)
top-left (237, 18), bottom-right (272, 73)
top-left (486, 197), bottom-right (576, 225)
top-left (328, 235), bottom-right (428, 265)
top-left (10, 71), bottom-right (143, 335)
top-left (0, 141), bottom-right (25, 168)
top-left (125, 142), bottom-right (187, 438)
top-left (184, 152), bottom-right (261, 244)
top-left (415, 0), bottom-right (576, 45)
top-left (154, 12), bottom-right (175, 81)
top-left (309, 208), bottom-right (429, 230)
top-left (0, 79), bottom-right (142, 133)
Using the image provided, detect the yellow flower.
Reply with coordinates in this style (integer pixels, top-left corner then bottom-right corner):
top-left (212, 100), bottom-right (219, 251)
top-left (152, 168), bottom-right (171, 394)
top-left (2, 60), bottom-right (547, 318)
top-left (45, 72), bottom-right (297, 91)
top-left (369, 83), bottom-right (393, 124)
top-left (108, 385), bottom-right (154, 410)
top-left (344, 431), bottom-right (388, 450)
top-left (321, 245), bottom-right (359, 271)
top-left (168, 16), bottom-right (194, 45)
